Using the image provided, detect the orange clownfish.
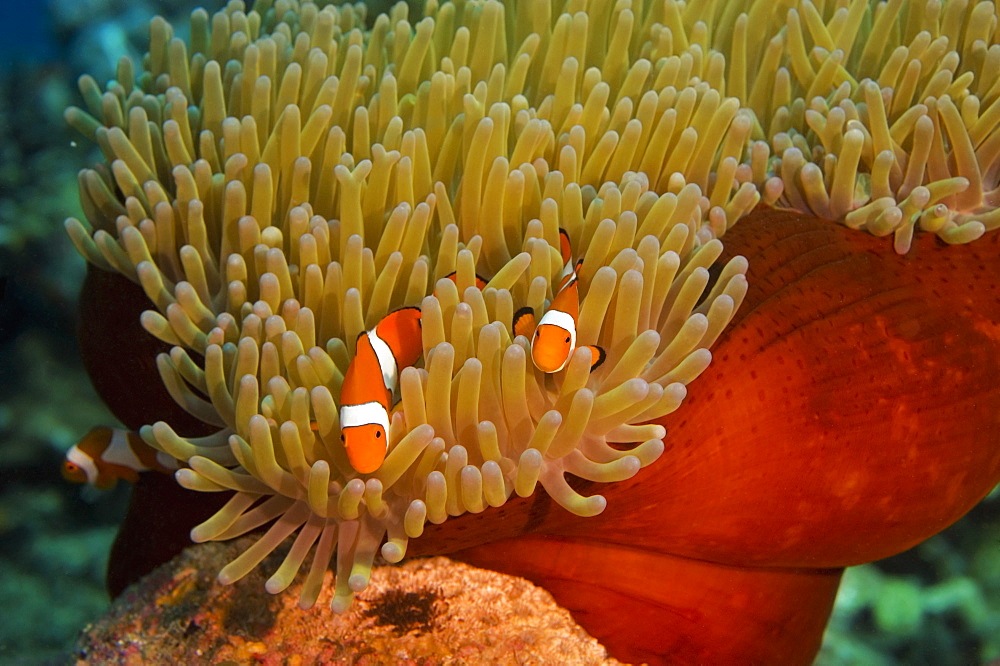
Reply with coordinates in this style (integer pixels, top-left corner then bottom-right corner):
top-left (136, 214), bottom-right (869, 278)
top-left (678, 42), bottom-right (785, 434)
top-left (513, 228), bottom-right (606, 373)
top-left (339, 306), bottom-right (422, 474)
top-left (62, 426), bottom-right (179, 490)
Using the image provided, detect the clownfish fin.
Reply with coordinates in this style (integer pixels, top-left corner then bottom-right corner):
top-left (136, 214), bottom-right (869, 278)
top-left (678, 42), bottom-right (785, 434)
top-left (558, 227), bottom-right (573, 267)
top-left (587, 345), bottom-right (606, 371)
top-left (443, 271), bottom-right (489, 291)
top-left (512, 306), bottom-right (536, 338)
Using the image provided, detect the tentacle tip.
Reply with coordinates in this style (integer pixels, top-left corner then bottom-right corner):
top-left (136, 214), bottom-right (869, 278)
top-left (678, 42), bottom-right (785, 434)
top-left (264, 578), bottom-right (285, 595)
top-left (414, 423), bottom-right (436, 439)
top-left (348, 573), bottom-right (370, 593)
top-left (636, 439), bottom-right (666, 467)
top-left (330, 595), bottom-right (353, 614)
top-left (580, 494), bottom-right (607, 517)
top-left (381, 542), bottom-right (405, 563)
top-left (622, 455), bottom-right (642, 476)
top-left (521, 448), bottom-right (543, 465)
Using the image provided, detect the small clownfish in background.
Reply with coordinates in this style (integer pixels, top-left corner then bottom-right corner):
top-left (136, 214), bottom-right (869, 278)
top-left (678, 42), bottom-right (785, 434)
top-left (513, 228), bottom-right (606, 373)
top-left (339, 306), bottom-right (422, 474)
top-left (62, 426), bottom-right (180, 490)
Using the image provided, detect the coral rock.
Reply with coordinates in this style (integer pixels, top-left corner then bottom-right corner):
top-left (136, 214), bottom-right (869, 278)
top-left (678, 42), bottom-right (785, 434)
top-left (75, 537), bottom-right (624, 665)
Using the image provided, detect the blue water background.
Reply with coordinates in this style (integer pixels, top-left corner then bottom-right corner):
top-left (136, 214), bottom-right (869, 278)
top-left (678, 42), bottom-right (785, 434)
top-left (0, 1), bottom-right (57, 64)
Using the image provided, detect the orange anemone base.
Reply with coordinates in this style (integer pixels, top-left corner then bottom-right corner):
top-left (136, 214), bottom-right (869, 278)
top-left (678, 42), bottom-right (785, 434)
top-left (454, 536), bottom-right (842, 665)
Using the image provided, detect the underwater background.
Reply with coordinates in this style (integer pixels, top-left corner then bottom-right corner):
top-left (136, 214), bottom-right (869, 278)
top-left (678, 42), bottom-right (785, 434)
top-left (0, 0), bottom-right (997, 663)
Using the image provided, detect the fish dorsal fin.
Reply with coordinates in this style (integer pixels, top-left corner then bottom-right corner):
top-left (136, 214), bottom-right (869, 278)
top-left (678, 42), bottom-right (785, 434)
top-left (444, 270), bottom-right (489, 290)
top-left (558, 227), bottom-right (573, 266)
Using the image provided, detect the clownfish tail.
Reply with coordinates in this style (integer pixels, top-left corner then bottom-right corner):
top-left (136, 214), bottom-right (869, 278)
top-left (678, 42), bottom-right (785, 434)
top-left (588, 345), bottom-right (606, 371)
top-left (512, 306), bottom-right (536, 338)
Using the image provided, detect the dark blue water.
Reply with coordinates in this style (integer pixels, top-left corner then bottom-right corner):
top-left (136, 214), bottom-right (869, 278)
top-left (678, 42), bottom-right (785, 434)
top-left (0, 1), bottom-right (57, 64)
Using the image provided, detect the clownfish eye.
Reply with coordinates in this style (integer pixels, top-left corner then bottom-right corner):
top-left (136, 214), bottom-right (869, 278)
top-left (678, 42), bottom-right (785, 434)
top-left (375, 431), bottom-right (382, 439)
top-left (340, 434), bottom-right (345, 441)
top-left (565, 336), bottom-right (570, 343)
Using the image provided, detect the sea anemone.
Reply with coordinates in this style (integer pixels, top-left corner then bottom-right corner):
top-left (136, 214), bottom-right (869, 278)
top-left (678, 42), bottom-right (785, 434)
top-left (63, 0), bottom-right (1000, 662)
top-left (64, 0), bottom-right (753, 613)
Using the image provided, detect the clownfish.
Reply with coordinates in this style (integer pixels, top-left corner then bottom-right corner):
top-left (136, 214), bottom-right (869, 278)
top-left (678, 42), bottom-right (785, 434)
top-left (62, 426), bottom-right (179, 490)
top-left (513, 228), bottom-right (606, 373)
top-left (339, 306), bottom-right (422, 473)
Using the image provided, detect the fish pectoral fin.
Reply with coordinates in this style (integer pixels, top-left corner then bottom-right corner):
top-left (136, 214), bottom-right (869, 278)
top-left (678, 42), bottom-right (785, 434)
top-left (587, 345), bottom-right (607, 371)
top-left (389, 400), bottom-right (405, 418)
top-left (512, 306), bottom-right (536, 338)
top-left (95, 476), bottom-right (120, 491)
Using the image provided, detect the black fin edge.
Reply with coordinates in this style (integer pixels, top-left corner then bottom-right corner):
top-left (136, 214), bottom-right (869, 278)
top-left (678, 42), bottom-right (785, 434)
top-left (590, 345), bottom-right (607, 371)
